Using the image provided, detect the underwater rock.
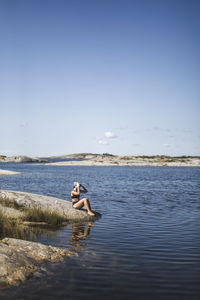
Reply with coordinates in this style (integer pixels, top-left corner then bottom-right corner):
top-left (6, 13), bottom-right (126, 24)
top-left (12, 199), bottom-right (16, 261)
top-left (0, 238), bottom-right (71, 287)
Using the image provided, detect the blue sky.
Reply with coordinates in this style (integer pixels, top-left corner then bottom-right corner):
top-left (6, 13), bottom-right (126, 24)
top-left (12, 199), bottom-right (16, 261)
top-left (1, 0), bottom-right (199, 156)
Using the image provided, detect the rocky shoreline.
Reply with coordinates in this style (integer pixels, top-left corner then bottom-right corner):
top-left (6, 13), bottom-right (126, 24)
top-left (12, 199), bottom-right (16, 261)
top-left (0, 190), bottom-right (99, 223)
top-left (0, 238), bottom-right (71, 287)
top-left (0, 169), bottom-right (21, 176)
top-left (0, 155), bottom-right (46, 163)
top-left (0, 190), bottom-right (100, 287)
top-left (1, 153), bottom-right (199, 167)
top-left (44, 153), bottom-right (200, 167)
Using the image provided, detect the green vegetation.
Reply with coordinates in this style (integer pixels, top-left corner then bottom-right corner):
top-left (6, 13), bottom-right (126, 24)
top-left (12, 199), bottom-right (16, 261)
top-left (23, 207), bottom-right (66, 227)
top-left (119, 155), bottom-right (195, 162)
top-left (0, 195), bottom-right (23, 210)
top-left (0, 195), bottom-right (67, 240)
top-left (136, 155), bottom-right (169, 159)
top-left (0, 210), bottom-right (30, 239)
top-left (120, 156), bottom-right (133, 160)
top-left (102, 153), bottom-right (115, 157)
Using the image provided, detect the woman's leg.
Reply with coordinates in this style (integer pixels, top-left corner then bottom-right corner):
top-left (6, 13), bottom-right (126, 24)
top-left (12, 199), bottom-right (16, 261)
top-left (73, 198), bottom-right (95, 216)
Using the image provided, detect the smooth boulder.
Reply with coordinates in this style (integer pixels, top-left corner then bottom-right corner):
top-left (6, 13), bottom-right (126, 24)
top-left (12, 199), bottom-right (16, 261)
top-left (0, 190), bottom-right (99, 222)
top-left (0, 238), bottom-right (71, 287)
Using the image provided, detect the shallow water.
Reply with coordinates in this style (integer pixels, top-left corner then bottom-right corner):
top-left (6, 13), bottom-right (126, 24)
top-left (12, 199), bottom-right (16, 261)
top-left (0, 164), bottom-right (199, 299)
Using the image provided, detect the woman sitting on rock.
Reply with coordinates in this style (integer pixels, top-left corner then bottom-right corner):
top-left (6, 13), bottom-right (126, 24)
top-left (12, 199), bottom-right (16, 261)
top-left (71, 182), bottom-right (95, 216)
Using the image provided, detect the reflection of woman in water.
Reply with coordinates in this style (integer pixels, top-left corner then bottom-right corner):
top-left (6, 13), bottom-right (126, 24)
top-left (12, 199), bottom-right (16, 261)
top-left (70, 222), bottom-right (93, 245)
top-left (71, 182), bottom-right (95, 216)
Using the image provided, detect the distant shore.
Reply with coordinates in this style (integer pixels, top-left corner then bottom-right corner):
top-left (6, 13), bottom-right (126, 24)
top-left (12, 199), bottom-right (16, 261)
top-left (43, 154), bottom-right (200, 167)
top-left (0, 155), bottom-right (46, 163)
top-left (0, 169), bottom-right (21, 176)
top-left (1, 153), bottom-right (200, 167)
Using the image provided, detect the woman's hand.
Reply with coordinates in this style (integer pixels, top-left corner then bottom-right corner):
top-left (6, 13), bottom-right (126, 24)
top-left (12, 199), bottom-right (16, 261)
top-left (80, 184), bottom-right (88, 193)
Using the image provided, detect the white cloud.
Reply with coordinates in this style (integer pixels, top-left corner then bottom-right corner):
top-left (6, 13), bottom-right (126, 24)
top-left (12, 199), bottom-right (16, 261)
top-left (104, 131), bottom-right (117, 139)
top-left (98, 140), bottom-right (108, 145)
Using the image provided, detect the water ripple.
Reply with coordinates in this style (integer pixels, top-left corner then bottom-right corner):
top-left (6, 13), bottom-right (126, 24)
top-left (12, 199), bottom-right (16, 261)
top-left (0, 165), bottom-right (199, 299)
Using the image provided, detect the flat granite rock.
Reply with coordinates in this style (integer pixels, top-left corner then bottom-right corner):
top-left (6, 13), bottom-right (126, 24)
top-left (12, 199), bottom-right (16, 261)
top-left (0, 169), bottom-right (21, 176)
top-left (0, 156), bottom-right (43, 163)
top-left (0, 190), bottom-right (100, 222)
top-left (0, 191), bottom-right (100, 287)
top-left (0, 238), bottom-right (71, 287)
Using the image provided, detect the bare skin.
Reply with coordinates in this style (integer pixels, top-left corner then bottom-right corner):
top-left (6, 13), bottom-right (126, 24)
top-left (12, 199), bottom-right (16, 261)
top-left (71, 222), bottom-right (93, 244)
top-left (71, 184), bottom-right (95, 216)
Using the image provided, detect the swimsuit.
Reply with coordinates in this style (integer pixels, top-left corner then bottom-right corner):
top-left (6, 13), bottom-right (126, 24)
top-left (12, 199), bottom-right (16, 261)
top-left (71, 194), bottom-right (80, 199)
top-left (71, 194), bottom-right (80, 207)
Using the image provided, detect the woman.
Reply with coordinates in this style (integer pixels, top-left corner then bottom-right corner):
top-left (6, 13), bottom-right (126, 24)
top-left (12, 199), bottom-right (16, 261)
top-left (71, 182), bottom-right (95, 216)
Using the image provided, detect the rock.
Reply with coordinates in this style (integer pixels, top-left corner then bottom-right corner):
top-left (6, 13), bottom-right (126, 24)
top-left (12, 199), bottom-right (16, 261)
top-left (0, 238), bottom-right (71, 287)
top-left (0, 190), bottom-right (100, 288)
top-left (44, 154), bottom-right (200, 167)
top-left (0, 156), bottom-right (6, 160)
top-left (0, 190), bottom-right (100, 222)
top-left (0, 156), bottom-right (44, 163)
top-left (0, 169), bottom-right (21, 176)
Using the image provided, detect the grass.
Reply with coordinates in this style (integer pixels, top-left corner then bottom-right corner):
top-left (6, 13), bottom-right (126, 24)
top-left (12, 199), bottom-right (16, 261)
top-left (119, 155), bottom-right (195, 162)
top-left (120, 156), bottom-right (133, 160)
top-left (0, 210), bottom-right (30, 239)
top-left (0, 195), bottom-right (67, 240)
top-left (0, 195), bottom-right (66, 226)
top-left (23, 207), bottom-right (66, 227)
top-left (0, 207), bottom-right (66, 240)
top-left (0, 195), bottom-right (23, 210)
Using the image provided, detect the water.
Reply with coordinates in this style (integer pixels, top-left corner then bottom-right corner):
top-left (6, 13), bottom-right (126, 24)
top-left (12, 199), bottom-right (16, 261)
top-left (0, 164), bottom-right (199, 300)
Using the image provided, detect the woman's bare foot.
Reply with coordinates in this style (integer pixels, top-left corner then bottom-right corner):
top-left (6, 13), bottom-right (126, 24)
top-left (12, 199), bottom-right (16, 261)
top-left (88, 211), bottom-right (95, 216)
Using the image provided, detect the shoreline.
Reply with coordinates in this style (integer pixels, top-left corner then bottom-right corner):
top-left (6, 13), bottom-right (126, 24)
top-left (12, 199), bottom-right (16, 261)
top-left (1, 154), bottom-right (200, 167)
top-left (43, 158), bottom-right (200, 167)
top-left (0, 190), bottom-right (100, 287)
top-left (0, 169), bottom-right (21, 176)
top-left (0, 190), bottom-right (99, 222)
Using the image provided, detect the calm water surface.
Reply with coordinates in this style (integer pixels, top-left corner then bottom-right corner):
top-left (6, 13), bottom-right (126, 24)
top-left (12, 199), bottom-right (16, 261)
top-left (0, 164), bottom-right (199, 300)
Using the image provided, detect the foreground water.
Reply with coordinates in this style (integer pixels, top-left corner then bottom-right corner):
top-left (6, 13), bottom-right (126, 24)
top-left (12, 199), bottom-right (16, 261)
top-left (0, 164), bottom-right (199, 300)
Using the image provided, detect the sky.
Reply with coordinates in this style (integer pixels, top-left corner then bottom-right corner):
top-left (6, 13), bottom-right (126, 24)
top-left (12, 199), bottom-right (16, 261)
top-left (0, 0), bottom-right (200, 157)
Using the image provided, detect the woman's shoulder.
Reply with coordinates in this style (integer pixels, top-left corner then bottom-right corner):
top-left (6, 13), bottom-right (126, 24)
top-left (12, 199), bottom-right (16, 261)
top-left (71, 190), bottom-right (79, 195)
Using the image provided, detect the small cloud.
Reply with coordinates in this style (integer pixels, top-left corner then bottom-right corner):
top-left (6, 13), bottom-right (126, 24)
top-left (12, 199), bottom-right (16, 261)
top-left (104, 131), bottom-right (117, 139)
top-left (98, 140), bottom-right (108, 145)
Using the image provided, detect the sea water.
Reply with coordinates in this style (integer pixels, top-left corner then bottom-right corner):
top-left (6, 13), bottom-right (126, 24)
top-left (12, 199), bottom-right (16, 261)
top-left (0, 164), bottom-right (199, 300)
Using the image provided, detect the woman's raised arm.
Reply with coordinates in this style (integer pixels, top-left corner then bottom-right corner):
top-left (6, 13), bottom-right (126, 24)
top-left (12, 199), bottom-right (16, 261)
top-left (80, 184), bottom-right (88, 193)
